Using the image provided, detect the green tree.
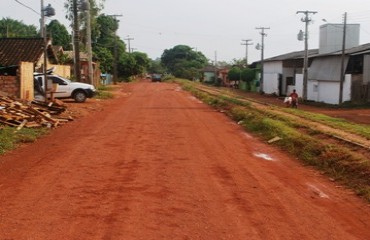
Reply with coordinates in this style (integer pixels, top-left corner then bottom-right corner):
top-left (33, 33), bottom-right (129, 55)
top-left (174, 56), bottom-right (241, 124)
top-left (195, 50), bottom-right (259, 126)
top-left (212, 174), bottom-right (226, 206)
top-left (0, 18), bottom-right (38, 37)
top-left (241, 68), bottom-right (257, 90)
top-left (148, 59), bottom-right (165, 74)
top-left (161, 45), bottom-right (208, 79)
top-left (131, 52), bottom-right (150, 75)
top-left (92, 14), bottom-right (126, 75)
top-left (47, 20), bottom-right (71, 50)
top-left (228, 67), bottom-right (242, 81)
top-left (93, 46), bottom-right (113, 73)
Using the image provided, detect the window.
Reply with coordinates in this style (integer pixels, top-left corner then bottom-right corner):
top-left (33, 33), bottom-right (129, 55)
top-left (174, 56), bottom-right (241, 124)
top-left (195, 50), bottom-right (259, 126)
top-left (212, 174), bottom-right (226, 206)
top-left (286, 77), bottom-right (294, 85)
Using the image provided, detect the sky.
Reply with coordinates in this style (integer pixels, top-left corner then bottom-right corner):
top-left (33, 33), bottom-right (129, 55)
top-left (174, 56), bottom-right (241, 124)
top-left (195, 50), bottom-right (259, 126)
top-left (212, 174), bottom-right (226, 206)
top-left (2, 0), bottom-right (370, 63)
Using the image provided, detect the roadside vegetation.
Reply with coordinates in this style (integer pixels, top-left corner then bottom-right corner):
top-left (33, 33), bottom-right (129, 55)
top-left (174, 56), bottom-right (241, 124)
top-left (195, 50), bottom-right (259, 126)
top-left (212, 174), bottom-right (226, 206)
top-left (0, 127), bottom-right (48, 155)
top-left (95, 85), bottom-right (115, 99)
top-left (178, 79), bottom-right (370, 202)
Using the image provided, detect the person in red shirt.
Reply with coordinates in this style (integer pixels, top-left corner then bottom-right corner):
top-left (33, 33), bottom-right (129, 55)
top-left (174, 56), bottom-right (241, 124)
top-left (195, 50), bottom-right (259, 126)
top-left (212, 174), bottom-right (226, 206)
top-left (289, 89), bottom-right (298, 108)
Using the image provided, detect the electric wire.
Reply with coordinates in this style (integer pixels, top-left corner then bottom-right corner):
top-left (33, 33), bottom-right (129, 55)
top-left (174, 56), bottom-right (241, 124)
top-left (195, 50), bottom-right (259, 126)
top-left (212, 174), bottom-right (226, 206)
top-left (14, 0), bottom-right (39, 15)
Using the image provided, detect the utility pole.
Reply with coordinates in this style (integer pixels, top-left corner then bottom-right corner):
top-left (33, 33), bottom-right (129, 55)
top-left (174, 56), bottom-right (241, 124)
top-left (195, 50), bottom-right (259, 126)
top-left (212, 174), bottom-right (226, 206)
top-left (339, 12), bottom-right (347, 104)
top-left (40, 1), bottom-right (55, 102)
top-left (241, 39), bottom-right (253, 66)
top-left (255, 27), bottom-right (270, 94)
top-left (214, 51), bottom-right (218, 85)
top-left (73, 0), bottom-right (81, 82)
top-left (80, 0), bottom-right (94, 85)
top-left (297, 10), bottom-right (317, 101)
top-left (125, 35), bottom-right (134, 53)
top-left (108, 14), bottom-right (123, 84)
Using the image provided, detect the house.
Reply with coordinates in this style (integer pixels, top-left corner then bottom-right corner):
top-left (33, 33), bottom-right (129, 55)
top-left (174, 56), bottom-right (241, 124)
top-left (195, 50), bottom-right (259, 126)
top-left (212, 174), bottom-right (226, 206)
top-left (64, 50), bottom-right (100, 86)
top-left (262, 49), bottom-right (318, 96)
top-left (0, 38), bottom-right (59, 100)
top-left (0, 38), bottom-right (58, 75)
top-left (306, 43), bottom-right (370, 104)
top-left (261, 23), bottom-right (370, 104)
top-left (201, 66), bottom-right (229, 86)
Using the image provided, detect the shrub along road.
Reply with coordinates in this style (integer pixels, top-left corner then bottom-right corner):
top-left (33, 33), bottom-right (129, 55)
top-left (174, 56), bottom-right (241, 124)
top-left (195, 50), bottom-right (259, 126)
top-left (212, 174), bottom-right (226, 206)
top-left (0, 81), bottom-right (370, 239)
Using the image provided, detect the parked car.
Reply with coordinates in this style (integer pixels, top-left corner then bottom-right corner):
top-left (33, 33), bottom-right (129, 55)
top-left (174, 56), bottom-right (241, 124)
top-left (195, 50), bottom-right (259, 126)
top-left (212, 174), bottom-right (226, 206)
top-left (151, 73), bottom-right (162, 82)
top-left (34, 72), bottom-right (96, 103)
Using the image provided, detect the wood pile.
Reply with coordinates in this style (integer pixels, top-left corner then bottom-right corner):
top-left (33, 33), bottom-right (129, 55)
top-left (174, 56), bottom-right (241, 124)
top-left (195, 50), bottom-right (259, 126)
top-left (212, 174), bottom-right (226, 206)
top-left (0, 96), bottom-right (72, 129)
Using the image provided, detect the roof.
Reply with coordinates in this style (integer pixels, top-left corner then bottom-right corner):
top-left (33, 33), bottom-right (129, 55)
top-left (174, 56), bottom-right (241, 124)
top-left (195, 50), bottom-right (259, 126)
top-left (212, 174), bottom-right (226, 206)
top-left (0, 38), bottom-right (48, 67)
top-left (264, 49), bottom-right (319, 62)
top-left (311, 43), bottom-right (370, 57)
top-left (64, 51), bottom-right (89, 61)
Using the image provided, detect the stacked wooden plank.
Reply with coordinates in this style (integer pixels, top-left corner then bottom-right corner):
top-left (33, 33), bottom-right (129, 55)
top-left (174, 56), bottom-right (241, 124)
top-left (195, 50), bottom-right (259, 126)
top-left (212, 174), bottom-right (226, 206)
top-left (0, 96), bottom-right (72, 129)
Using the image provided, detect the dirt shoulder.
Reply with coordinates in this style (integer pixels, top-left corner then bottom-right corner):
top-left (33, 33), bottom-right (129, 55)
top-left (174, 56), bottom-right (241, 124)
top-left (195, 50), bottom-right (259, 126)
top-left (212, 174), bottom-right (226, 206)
top-left (232, 90), bottom-right (370, 125)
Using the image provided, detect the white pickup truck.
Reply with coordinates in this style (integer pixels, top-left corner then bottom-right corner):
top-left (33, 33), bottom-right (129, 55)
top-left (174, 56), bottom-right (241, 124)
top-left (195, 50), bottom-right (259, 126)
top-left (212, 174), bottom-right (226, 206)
top-left (34, 73), bottom-right (96, 103)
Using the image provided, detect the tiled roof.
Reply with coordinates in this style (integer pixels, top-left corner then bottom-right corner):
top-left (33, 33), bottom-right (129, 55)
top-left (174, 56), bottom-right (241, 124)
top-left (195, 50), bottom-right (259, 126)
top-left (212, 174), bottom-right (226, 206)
top-left (0, 38), bottom-right (45, 67)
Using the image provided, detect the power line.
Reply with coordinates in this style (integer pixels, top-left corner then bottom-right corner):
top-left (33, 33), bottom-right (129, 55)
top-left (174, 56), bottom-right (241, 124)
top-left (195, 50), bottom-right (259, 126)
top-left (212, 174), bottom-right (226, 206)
top-left (241, 39), bottom-right (253, 65)
top-left (14, 0), bottom-right (39, 15)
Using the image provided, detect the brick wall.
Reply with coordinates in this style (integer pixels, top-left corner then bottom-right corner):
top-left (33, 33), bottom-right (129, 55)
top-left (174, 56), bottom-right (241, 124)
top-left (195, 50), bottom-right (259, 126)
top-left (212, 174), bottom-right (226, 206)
top-left (0, 75), bottom-right (19, 98)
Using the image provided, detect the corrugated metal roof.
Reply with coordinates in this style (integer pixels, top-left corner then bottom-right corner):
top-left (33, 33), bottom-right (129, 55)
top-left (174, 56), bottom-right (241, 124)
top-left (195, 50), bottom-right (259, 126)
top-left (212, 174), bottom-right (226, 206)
top-left (311, 43), bottom-right (370, 57)
top-left (264, 49), bottom-right (319, 62)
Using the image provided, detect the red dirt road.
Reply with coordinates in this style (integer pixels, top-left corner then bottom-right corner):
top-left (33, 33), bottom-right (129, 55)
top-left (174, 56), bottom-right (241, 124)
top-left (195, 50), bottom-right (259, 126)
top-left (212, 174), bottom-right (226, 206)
top-left (1, 81), bottom-right (370, 239)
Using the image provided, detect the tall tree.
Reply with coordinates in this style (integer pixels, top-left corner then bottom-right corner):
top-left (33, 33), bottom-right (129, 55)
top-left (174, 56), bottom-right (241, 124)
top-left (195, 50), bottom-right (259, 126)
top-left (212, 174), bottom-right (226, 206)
top-left (47, 20), bottom-right (71, 50)
top-left (161, 45), bottom-right (208, 79)
top-left (0, 18), bottom-right (38, 37)
top-left (93, 14), bottom-right (125, 75)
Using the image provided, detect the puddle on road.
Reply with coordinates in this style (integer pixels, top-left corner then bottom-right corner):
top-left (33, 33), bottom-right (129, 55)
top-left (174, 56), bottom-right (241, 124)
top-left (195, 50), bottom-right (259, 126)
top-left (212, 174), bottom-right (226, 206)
top-left (253, 152), bottom-right (275, 161)
top-left (307, 183), bottom-right (329, 199)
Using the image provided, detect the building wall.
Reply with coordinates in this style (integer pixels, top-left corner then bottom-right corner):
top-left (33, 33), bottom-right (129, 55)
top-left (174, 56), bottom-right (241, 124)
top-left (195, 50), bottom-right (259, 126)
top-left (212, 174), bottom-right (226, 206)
top-left (0, 75), bottom-right (19, 98)
top-left (263, 61), bottom-right (282, 94)
top-left (307, 75), bottom-right (351, 104)
top-left (204, 72), bottom-right (215, 83)
top-left (50, 64), bottom-right (71, 79)
top-left (264, 61), bottom-right (283, 74)
top-left (364, 55), bottom-right (370, 84)
top-left (263, 73), bottom-right (279, 94)
top-left (282, 67), bottom-right (296, 95)
top-left (19, 62), bottom-right (34, 100)
top-left (319, 24), bottom-right (360, 54)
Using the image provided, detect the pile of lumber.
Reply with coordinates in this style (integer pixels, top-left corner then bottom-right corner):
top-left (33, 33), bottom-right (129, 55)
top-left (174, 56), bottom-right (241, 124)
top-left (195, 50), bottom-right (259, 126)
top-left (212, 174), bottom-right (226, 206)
top-left (0, 96), bottom-right (72, 129)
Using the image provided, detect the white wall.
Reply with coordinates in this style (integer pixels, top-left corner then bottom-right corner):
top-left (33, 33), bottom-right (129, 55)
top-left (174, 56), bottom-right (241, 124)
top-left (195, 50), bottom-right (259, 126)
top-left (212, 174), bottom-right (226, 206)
top-left (295, 74), bottom-right (303, 98)
top-left (263, 61), bottom-right (282, 94)
top-left (307, 75), bottom-right (351, 104)
top-left (263, 73), bottom-right (279, 94)
top-left (264, 62), bottom-right (283, 74)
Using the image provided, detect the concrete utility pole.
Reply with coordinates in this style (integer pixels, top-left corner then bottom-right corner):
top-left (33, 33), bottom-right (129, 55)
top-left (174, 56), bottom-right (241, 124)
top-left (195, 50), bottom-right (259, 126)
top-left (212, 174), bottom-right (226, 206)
top-left (108, 14), bottom-right (123, 84)
top-left (241, 39), bottom-right (253, 66)
top-left (255, 27), bottom-right (270, 94)
top-left (73, 0), bottom-right (81, 82)
top-left (296, 10), bottom-right (317, 101)
top-left (339, 12), bottom-right (347, 104)
top-left (125, 35), bottom-right (134, 53)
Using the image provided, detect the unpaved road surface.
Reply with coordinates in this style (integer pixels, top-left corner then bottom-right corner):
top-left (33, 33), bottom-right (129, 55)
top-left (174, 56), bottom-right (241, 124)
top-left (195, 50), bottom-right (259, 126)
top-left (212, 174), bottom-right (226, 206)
top-left (1, 81), bottom-right (370, 240)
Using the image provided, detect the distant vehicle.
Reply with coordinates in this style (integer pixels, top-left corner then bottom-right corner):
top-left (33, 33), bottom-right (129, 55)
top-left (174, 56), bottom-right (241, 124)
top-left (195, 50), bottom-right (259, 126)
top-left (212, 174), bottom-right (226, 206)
top-left (151, 74), bottom-right (162, 82)
top-left (34, 72), bottom-right (96, 103)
